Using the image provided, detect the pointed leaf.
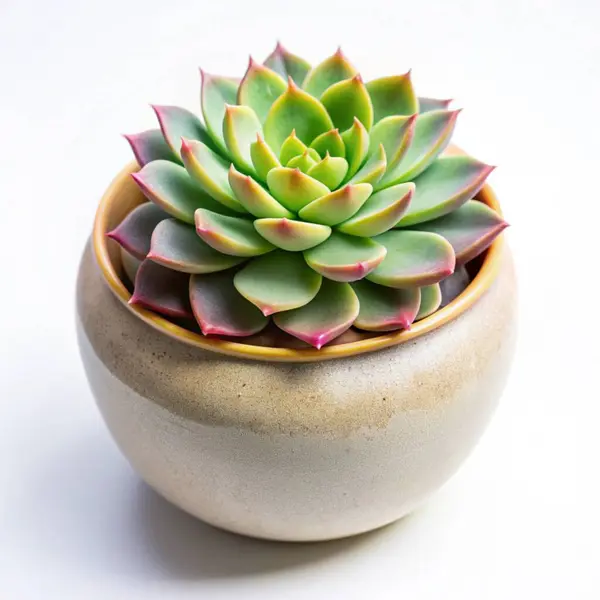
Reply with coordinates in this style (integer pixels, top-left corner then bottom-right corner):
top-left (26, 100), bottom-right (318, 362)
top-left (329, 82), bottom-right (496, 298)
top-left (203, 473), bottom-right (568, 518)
top-left (310, 128), bottom-right (346, 158)
top-left (180, 138), bottom-right (246, 213)
top-left (223, 104), bottom-right (262, 174)
top-left (304, 232), bottom-right (387, 282)
top-left (200, 71), bottom-right (238, 155)
top-left (132, 160), bottom-right (235, 223)
top-left (366, 72), bottom-right (418, 122)
top-left (228, 165), bottom-right (293, 218)
top-left (195, 209), bottom-right (274, 257)
top-left (337, 183), bottom-right (414, 237)
top-left (254, 218), bottom-right (331, 251)
top-left (381, 110), bottom-right (461, 186)
top-left (368, 230), bottom-right (455, 288)
top-left (234, 251), bottom-right (322, 315)
top-left (124, 130), bottom-right (179, 167)
top-left (321, 74), bottom-right (374, 131)
top-left (190, 271), bottom-right (268, 337)
top-left (287, 149), bottom-right (318, 173)
top-left (411, 200), bottom-right (508, 265)
top-left (369, 114), bottom-right (416, 175)
top-left (341, 117), bottom-right (369, 181)
top-left (395, 156), bottom-right (495, 226)
top-left (266, 167), bottom-right (330, 212)
top-left (302, 48), bottom-right (357, 98)
top-left (237, 57), bottom-right (287, 123)
top-left (279, 130), bottom-right (308, 165)
top-left (264, 78), bottom-right (333, 153)
top-left (152, 105), bottom-right (219, 157)
top-left (264, 42), bottom-right (311, 85)
top-left (416, 284), bottom-right (442, 320)
top-left (273, 279), bottom-right (359, 348)
top-left (130, 259), bottom-right (192, 318)
top-left (299, 183), bottom-right (372, 226)
top-left (348, 144), bottom-right (387, 185)
top-left (306, 154), bottom-right (348, 189)
top-left (250, 134), bottom-right (281, 181)
top-left (107, 202), bottom-right (169, 260)
top-left (419, 97), bottom-right (452, 113)
top-left (352, 279), bottom-right (420, 331)
top-left (148, 218), bottom-right (246, 273)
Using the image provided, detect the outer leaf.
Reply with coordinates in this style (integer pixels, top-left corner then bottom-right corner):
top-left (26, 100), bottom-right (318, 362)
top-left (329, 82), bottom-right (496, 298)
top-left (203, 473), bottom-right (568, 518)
top-left (341, 117), bottom-right (369, 181)
top-left (190, 271), bottom-right (268, 336)
top-left (287, 149), bottom-right (318, 173)
top-left (234, 251), bottom-right (322, 315)
top-left (228, 165), bottom-right (293, 218)
top-left (222, 104), bottom-right (262, 174)
top-left (107, 202), bottom-right (169, 260)
top-left (180, 138), bottom-right (246, 213)
top-left (124, 130), bottom-right (179, 167)
top-left (440, 267), bottom-right (470, 306)
top-left (264, 42), bottom-right (311, 86)
top-left (395, 156), bottom-right (495, 226)
top-left (264, 78), bottom-right (333, 153)
top-left (302, 48), bottom-right (357, 98)
top-left (337, 182), bottom-right (414, 237)
top-left (368, 230), bottom-right (455, 288)
top-left (418, 97), bottom-right (452, 113)
top-left (411, 200), bottom-right (508, 265)
top-left (266, 167), bottom-right (330, 212)
top-left (352, 279), bottom-right (421, 331)
top-left (320, 74), bottom-right (374, 131)
top-left (348, 144), bottom-right (387, 185)
top-left (200, 70), bottom-right (238, 155)
top-left (279, 129), bottom-right (308, 165)
top-left (254, 218), bottom-right (331, 251)
top-left (368, 115), bottom-right (416, 176)
top-left (195, 208), bottom-right (274, 257)
top-left (310, 128), bottom-right (346, 158)
top-left (274, 279), bottom-right (359, 349)
top-left (130, 259), bottom-right (192, 318)
top-left (304, 232), bottom-right (387, 282)
top-left (298, 183), bottom-right (372, 226)
top-left (366, 72), bottom-right (418, 122)
top-left (237, 57), bottom-right (287, 123)
top-left (306, 154), bottom-right (348, 189)
top-left (250, 134), bottom-right (281, 181)
top-left (148, 218), bottom-right (246, 273)
top-left (131, 160), bottom-right (235, 223)
top-left (416, 284), bottom-right (442, 320)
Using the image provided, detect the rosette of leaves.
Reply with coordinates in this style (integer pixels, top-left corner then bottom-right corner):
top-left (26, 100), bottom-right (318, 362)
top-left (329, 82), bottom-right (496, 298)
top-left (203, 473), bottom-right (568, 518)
top-left (109, 44), bottom-right (507, 349)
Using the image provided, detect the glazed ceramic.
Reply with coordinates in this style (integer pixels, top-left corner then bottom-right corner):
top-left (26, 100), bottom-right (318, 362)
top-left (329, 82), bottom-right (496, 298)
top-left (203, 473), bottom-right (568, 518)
top-left (76, 162), bottom-right (517, 542)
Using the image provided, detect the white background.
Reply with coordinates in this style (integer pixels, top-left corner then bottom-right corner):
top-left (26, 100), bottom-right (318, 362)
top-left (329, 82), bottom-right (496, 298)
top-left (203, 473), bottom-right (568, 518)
top-left (1, 0), bottom-right (599, 598)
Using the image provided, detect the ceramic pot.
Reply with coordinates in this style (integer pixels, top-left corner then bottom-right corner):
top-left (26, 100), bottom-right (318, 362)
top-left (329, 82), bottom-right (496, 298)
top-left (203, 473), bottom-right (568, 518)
top-left (76, 162), bottom-right (517, 542)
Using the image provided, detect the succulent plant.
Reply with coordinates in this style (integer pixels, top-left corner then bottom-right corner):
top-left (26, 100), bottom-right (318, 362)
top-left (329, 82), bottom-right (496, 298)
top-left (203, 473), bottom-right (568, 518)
top-left (109, 43), bottom-right (507, 349)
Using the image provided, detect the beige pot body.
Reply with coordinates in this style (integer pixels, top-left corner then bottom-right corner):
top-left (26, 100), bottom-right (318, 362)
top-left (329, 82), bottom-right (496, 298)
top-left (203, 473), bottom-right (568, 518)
top-left (77, 241), bottom-right (517, 542)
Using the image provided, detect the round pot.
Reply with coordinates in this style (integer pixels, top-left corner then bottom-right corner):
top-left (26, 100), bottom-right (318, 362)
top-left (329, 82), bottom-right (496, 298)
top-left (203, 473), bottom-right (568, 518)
top-left (76, 162), bottom-right (517, 542)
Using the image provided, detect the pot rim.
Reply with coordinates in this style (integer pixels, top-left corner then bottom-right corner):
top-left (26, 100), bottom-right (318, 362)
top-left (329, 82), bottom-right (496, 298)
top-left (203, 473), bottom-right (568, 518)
top-left (93, 161), bottom-right (504, 363)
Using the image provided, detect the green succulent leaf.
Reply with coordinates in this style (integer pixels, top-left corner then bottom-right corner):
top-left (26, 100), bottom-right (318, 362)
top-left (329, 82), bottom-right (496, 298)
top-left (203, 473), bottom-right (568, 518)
top-left (274, 279), bottom-right (359, 348)
top-left (337, 182), bottom-right (414, 237)
top-left (320, 74), bottom-right (374, 132)
top-left (306, 154), bottom-right (349, 189)
top-left (266, 167), bottom-right (330, 212)
top-left (287, 149), bottom-right (318, 173)
top-left (222, 104), bottom-right (263, 174)
top-left (200, 71), bottom-right (238, 155)
top-left (412, 200), bottom-right (508, 265)
top-left (298, 183), bottom-right (372, 226)
top-left (368, 115), bottom-right (416, 176)
top-left (190, 271), bottom-right (268, 337)
top-left (348, 144), bottom-right (387, 185)
top-left (310, 128), bottom-right (346, 158)
top-left (416, 284), bottom-right (443, 320)
top-left (368, 230), bottom-right (455, 288)
top-left (148, 218), bottom-right (246, 273)
top-left (195, 208), bottom-right (274, 257)
top-left (264, 78), bottom-right (334, 153)
top-left (366, 72), bottom-right (418, 122)
top-left (107, 202), bottom-right (169, 260)
top-left (381, 110), bottom-right (460, 187)
top-left (234, 250), bottom-right (322, 315)
top-left (254, 218), bottom-right (332, 251)
top-left (237, 57), bottom-right (287, 123)
top-left (302, 48), bottom-right (357, 98)
top-left (418, 97), bottom-right (452, 113)
top-left (396, 156), bottom-right (495, 227)
top-left (181, 139), bottom-right (246, 213)
top-left (124, 130), bottom-right (179, 167)
top-left (250, 134), bottom-right (281, 181)
top-left (352, 279), bottom-right (420, 331)
top-left (279, 129), bottom-right (308, 165)
top-left (132, 160), bottom-right (235, 223)
top-left (264, 42), bottom-right (311, 86)
top-left (341, 117), bottom-right (369, 181)
top-left (304, 231), bottom-right (387, 282)
top-left (228, 165), bottom-right (293, 218)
